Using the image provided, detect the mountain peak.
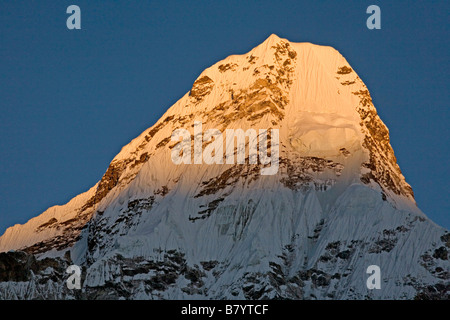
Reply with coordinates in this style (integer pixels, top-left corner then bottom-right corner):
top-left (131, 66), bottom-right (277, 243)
top-left (0, 35), bottom-right (417, 255)
top-left (0, 35), bottom-right (446, 300)
top-left (263, 33), bottom-right (283, 44)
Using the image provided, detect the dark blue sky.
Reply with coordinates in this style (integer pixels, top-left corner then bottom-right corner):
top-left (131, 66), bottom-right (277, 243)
top-left (0, 1), bottom-right (448, 235)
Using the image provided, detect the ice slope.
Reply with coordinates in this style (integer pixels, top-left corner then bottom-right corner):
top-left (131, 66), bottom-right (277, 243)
top-left (0, 184), bottom-right (97, 254)
top-left (0, 34), bottom-right (447, 299)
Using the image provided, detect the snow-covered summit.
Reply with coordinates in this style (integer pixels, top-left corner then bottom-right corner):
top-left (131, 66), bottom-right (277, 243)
top-left (0, 35), bottom-right (447, 300)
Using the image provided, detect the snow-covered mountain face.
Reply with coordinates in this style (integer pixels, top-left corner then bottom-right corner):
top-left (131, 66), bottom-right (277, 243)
top-left (0, 34), bottom-right (448, 300)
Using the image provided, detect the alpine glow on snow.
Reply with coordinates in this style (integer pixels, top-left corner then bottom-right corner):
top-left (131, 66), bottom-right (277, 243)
top-left (0, 35), bottom-right (448, 300)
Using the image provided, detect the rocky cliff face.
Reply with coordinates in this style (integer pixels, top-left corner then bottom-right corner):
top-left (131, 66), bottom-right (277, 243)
top-left (0, 34), bottom-right (448, 300)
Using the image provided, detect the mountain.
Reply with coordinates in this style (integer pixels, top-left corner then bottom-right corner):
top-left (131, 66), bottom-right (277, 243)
top-left (0, 34), bottom-right (448, 300)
